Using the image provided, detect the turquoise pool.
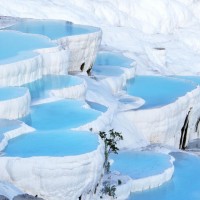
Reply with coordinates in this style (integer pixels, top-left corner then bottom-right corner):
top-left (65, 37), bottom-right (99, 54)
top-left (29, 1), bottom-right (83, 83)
top-left (4, 20), bottom-right (100, 40)
top-left (23, 75), bottom-right (83, 100)
top-left (0, 31), bottom-right (56, 64)
top-left (3, 130), bottom-right (98, 157)
top-left (111, 151), bottom-right (172, 179)
top-left (126, 76), bottom-right (195, 109)
top-left (28, 99), bottom-right (101, 130)
top-left (129, 152), bottom-right (200, 200)
top-left (94, 52), bottom-right (133, 68)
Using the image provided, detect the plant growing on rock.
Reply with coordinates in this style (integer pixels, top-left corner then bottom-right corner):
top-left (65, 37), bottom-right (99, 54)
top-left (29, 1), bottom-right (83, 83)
top-left (99, 129), bottom-right (123, 198)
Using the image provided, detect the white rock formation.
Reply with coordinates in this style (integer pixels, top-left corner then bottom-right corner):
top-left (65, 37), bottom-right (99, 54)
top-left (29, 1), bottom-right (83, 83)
top-left (56, 29), bottom-right (102, 73)
top-left (0, 46), bottom-right (69, 87)
top-left (116, 155), bottom-right (175, 200)
top-left (0, 87), bottom-right (31, 120)
top-left (125, 86), bottom-right (200, 148)
top-left (0, 139), bottom-right (104, 200)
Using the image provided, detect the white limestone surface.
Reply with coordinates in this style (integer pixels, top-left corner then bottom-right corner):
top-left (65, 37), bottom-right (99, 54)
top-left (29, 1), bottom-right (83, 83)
top-left (0, 54), bottom-right (43, 87)
top-left (0, 87), bottom-right (31, 120)
top-left (0, 46), bottom-right (69, 87)
top-left (36, 46), bottom-right (69, 76)
top-left (124, 86), bottom-right (200, 148)
top-left (111, 112), bottom-right (149, 150)
top-left (56, 29), bottom-right (102, 73)
top-left (95, 64), bottom-right (136, 95)
top-left (0, 139), bottom-right (104, 200)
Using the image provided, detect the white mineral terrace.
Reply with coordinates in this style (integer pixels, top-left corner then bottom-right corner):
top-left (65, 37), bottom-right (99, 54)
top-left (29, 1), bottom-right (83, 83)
top-left (1, 5), bottom-right (200, 199)
top-left (2, 19), bottom-right (102, 74)
top-left (0, 87), bottom-right (31, 120)
top-left (0, 136), bottom-right (104, 200)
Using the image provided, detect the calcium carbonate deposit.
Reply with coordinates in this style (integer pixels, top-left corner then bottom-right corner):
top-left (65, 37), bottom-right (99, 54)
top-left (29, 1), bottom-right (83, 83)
top-left (1, 1), bottom-right (200, 199)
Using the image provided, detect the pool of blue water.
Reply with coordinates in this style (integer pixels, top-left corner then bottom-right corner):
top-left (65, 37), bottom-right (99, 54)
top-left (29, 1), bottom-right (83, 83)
top-left (129, 152), bottom-right (200, 200)
top-left (0, 31), bottom-right (56, 64)
top-left (0, 87), bottom-right (28, 101)
top-left (28, 99), bottom-right (101, 130)
top-left (23, 75), bottom-right (83, 100)
top-left (111, 151), bottom-right (172, 179)
top-left (94, 52), bottom-right (133, 68)
top-left (3, 130), bottom-right (98, 157)
top-left (4, 20), bottom-right (100, 40)
top-left (126, 76), bottom-right (196, 109)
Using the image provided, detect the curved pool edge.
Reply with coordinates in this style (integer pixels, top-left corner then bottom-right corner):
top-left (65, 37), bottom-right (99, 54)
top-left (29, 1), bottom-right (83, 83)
top-left (115, 154), bottom-right (175, 200)
top-left (124, 86), bottom-right (200, 148)
top-left (0, 120), bottom-right (35, 152)
top-left (0, 136), bottom-right (104, 200)
top-left (97, 64), bottom-right (136, 94)
top-left (49, 77), bottom-right (87, 100)
top-left (0, 44), bottom-right (69, 87)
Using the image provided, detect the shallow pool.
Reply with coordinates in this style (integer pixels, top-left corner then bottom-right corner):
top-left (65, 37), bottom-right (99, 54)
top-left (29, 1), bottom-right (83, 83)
top-left (126, 76), bottom-right (195, 109)
top-left (0, 31), bottom-right (56, 64)
top-left (3, 130), bottom-right (98, 157)
top-left (4, 19), bottom-right (99, 40)
top-left (94, 52), bottom-right (133, 68)
top-left (0, 87), bottom-right (28, 101)
top-left (28, 99), bottom-right (101, 130)
top-left (111, 151), bottom-right (172, 179)
top-left (129, 152), bottom-right (200, 200)
top-left (23, 75), bottom-right (83, 100)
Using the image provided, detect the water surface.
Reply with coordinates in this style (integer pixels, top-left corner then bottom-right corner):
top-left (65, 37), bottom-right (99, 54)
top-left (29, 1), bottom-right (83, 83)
top-left (126, 76), bottom-right (195, 109)
top-left (3, 130), bottom-right (98, 157)
top-left (0, 31), bottom-right (55, 64)
top-left (129, 152), bottom-right (200, 200)
top-left (4, 20), bottom-right (99, 40)
top-left (111, 151), bottom-right (172, 179)
top-left (28, 99), bottom-right (101, 130)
